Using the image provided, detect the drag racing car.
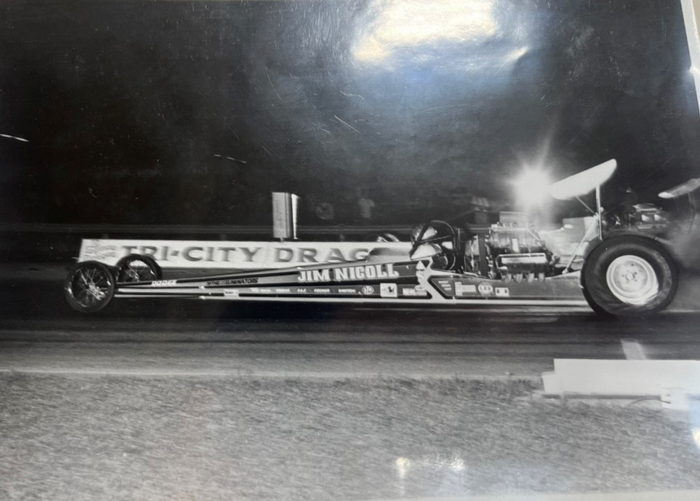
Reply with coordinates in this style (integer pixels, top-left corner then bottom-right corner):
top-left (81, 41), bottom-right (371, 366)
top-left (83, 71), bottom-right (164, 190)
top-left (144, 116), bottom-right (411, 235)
top-left (64, 159), bottom-right (695, 317)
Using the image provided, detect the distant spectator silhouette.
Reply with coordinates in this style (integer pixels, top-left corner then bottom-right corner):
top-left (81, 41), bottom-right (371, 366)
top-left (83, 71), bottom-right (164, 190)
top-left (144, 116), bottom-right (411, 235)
top-left (356, 188), bottom-right (375, 223)
top-left (315, 201), bottom-right (335, 222)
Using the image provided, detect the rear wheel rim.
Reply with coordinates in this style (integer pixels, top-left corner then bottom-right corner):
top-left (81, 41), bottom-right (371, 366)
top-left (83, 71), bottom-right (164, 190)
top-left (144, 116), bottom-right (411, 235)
top-left (605, 254), bottom-right (659, 305)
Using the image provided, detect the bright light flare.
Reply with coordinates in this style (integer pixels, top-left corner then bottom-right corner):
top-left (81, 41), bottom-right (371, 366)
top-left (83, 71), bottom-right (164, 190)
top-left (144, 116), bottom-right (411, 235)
top-left (513, 168), bottom-right (551, 208)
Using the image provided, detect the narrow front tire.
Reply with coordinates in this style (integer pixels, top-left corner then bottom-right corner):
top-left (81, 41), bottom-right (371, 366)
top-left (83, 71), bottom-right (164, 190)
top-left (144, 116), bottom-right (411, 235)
top-left (64, 261), bottom-right (116, 313)
top-left (115, 254), bottom-right (162, 283)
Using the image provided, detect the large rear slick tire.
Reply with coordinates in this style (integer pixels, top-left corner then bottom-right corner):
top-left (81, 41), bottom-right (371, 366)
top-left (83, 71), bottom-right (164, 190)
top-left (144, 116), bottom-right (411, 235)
top-left (64, 261), bottom-right (116, 313)
top-left (581, 236), bottom-right (677, 317)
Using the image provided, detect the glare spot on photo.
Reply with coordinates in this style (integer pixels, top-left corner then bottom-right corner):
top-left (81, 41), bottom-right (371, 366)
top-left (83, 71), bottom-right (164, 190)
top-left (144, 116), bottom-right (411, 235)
top-left (353, 0), bottom-right (497, 63)
top-left (692, 428), bottom-right (700, 448)
top-left (395, 456), bottom-right (411, 479)
top-left (450, 457), bottom-right (466, 472)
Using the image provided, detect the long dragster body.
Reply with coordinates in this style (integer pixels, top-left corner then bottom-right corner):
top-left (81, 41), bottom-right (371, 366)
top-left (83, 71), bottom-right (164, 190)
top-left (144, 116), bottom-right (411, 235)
top-left (65, 159), bottom-right (694, 316)
top-left (112, 256), bottom-right (586, 306)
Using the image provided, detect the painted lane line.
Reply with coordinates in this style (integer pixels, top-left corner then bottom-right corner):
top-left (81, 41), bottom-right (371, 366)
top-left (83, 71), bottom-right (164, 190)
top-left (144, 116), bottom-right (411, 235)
top-left (0, 367), bottom-right (541, 381)
top-left (621, 338), bottom-right (647, 360)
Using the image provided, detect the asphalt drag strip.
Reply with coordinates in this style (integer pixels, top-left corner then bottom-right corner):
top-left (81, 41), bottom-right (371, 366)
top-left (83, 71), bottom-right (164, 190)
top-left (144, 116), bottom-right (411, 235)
top-left (3, 311), bottom-right (700, 379)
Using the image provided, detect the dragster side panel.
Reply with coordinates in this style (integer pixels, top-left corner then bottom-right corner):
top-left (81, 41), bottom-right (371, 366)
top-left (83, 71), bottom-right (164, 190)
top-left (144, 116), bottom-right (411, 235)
top-left (114, 259), bottom-right (585, 304)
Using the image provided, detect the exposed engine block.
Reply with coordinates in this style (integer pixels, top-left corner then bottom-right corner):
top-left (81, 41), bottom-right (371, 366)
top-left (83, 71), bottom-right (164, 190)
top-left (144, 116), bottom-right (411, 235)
top-left (465, 212), bottom-right (556, 280)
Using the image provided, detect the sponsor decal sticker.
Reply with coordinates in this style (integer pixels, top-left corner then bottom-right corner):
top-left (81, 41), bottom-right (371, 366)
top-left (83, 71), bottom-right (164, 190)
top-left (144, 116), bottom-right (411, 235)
top-left (495, 287), bottom-right (510, 297)
top-left (380, 283), bottom-right (398, 298)
top-left (298, 269), bottom-right (331, 282)
top-left (436, 279), bottom-right (454, 294)
top-left (223, 289), bottom-right (240, 298)
top-left (150, 280), bottom-right (177, 287)
top-left (361, 285), bottom-right (375, 295)
top-left (477, 283), bottom-right (494, 296)
top-left (206, 277), bottom-right (258, 286)
top-left (455, 282), bottom-right (477, 296)
top-left (298, 263), bottom-right (400, 283)
top-left (401, 286), bottom-right (427, 297)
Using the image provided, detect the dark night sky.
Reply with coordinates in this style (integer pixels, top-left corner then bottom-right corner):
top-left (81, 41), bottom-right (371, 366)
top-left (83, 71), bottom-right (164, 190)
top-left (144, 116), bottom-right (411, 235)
top-left (1, 0), bottom-right (699, 224)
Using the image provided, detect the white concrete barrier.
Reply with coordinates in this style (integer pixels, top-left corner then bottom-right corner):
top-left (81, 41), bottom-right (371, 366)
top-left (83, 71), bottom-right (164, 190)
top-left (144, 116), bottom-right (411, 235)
top-left (542, 359), bottom-right (700, 407)
top-left (397, 489), bottom-right (700, 501)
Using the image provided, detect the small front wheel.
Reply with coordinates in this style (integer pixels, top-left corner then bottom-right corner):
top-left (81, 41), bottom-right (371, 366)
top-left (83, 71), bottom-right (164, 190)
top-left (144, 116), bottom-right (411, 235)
top-left (582, 236), bottom-right (677, 317)
top-left (64, 261), bottom-right (116, 313)
top-left (115, 254), bottom-right (162, 283)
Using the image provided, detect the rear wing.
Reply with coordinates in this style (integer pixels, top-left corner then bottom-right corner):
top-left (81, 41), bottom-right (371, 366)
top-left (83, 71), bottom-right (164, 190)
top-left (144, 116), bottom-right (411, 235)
top-left (659, 178), bottom-right (700, 199)
top-left (548, 159), bottom-right (617, 200)
top-left (547, 158), bottom-right (617, 246)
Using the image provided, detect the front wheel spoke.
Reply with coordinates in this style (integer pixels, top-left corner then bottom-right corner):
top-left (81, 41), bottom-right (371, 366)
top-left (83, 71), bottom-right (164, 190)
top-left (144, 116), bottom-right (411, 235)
top-left (94, 276), bottom-right (109, 286)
